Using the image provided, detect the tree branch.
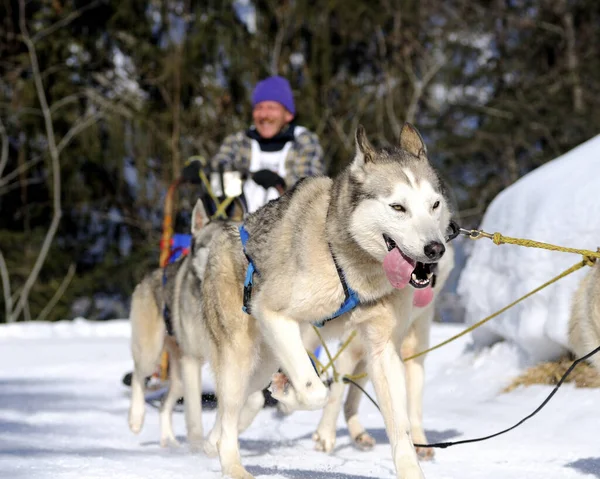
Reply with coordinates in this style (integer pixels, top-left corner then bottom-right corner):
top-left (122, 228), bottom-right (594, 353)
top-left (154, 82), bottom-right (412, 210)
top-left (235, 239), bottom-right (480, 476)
top-left (84, 87), bottom-right (135, 118)
top-left (0, 115), bottom-right (8, 179)
top-left (36, 263), bottom-right (76, 322)
top-left (0, 176), bottom-right (45, 196)
top-left (32, 0), bottom-right (105, 43)
top-left (405, 58), bottom-right (444, 125)
top-left (0, 155), bottom-right (43, 189)
top-left (12, 0), bottom-right (63, 322)
top-left (56, 111), bottom-right (103, 154)
top-left (270, 3), bottom-right (294, 75)
top-left (375, 27), bottom-right (403, 140)
top-left (50, 92), bottom-right (86, 115)
top-left (561, 7), bottom-right (583, 113)
top-left (0, 251), bottom-right (13, 323)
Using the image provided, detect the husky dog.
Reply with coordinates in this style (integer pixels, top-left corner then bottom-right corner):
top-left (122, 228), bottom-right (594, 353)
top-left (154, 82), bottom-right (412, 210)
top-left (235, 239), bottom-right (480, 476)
top-left (568, 258), bottom-right (600, 368)
top-left (200, 123), bottom-right (452, 479)
top-left (303, 243), bottom-right (455, 458)
top-left (128, 200), bottom-right (225, 448)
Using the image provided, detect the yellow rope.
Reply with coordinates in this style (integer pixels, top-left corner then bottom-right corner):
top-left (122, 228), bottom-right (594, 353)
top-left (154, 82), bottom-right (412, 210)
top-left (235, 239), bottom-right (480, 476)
top-left (468, 229), bottom-right (600, 260)
top-left (344, 371), bottom-right (368, 381)
top-left (404, 257), bottom-right (591, 361)
top-left (186, 155), bottom-right (237, 220)
top-left (316, 231), bottom-right (598, 382)
top-left (312, 325), bottom-right (339, 383)
top-left (307, 350), bottom-right (326, 374)
top-left (318, 330), bottom-right (357, 377)
top-left (212, 195), bottom-right (236, 219)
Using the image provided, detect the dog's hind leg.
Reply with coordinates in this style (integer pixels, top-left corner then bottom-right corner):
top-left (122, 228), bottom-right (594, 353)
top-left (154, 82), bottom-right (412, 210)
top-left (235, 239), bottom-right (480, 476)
top-left (238, 351), bottom-right (278, 434)
top-left (214, 344), bottom-right (255, 479)
top-left (204, 351), bottom-right (274, 458)
top-left (343, 359), bottom-right (376, 451)
top-left (181, 354), bottom-right (204, 451)
top-left (128, 283), bottom-right (164, 435)
top-left (401, 312), bottom-right (433, 460)
top-left (159, 339), bottom-right (183, 447)
top-left (203, 408), bottom-right (221, 458)
top-left (237, 390), bottom-right (265, 434)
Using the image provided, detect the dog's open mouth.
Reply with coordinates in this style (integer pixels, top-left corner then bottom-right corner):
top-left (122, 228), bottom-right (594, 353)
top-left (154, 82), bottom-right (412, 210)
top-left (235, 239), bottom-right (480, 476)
top-left (383, 234), bottom-right (436, 289)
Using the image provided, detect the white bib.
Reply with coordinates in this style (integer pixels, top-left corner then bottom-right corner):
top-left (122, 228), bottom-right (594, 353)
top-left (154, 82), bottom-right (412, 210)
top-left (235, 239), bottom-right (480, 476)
top-left (243, 140), bottom-right (292, 213)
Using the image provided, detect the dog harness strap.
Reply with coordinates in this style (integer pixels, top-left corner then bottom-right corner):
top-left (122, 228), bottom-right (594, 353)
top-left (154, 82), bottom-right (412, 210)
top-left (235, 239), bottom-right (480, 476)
top-left (330, 243), bottom-right (351, 303)
top-left (313, 245), bottom-right (361, 328)
top-left (239, 225), bottom-right (256, 314)
top-left (238, 226), bottom-right (361, 323)
top-left (161, 268), bottom-right (175, 336)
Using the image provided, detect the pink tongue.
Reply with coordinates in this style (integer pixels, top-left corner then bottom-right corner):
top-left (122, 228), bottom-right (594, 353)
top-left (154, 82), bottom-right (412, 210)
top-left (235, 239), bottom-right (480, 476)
top-left (413, 286), bottom-right (434, 307)
top-left (383, 248), bottom-right (414, 289)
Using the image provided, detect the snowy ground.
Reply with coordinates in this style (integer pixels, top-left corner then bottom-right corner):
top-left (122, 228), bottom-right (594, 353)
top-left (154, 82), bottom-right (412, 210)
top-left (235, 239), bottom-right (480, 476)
top-left (1, 318), bottom-right (600, 479)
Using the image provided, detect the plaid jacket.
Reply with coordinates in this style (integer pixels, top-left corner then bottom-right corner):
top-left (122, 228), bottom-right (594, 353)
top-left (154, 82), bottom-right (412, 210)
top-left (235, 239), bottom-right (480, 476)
top-left (210, 126), bottom-right (325, 186)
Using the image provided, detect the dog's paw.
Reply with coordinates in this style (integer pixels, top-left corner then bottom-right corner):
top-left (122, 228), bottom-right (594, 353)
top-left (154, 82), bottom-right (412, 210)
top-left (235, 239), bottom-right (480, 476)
top-left (222, 464), bottom-right (255, 479)
top-left (312, 430), bottom-right (336, 453)
top-left (412, 429), bottom-right (434, 461)
top-left (187, 433), bottom-right (205, 453)
top-left (268, 372), bottom-right (290, 395)
top-left (128, 409), bottom-right (144, 434)
top-left (202, 438), bottom-right (218, 457)
top-left (352, 431), bottom-right (376, 451)
top-left (160, 435), bottom-right (181, 448)
top-left (415, 445), bottom-right (435, 461)
top-left (268, 373), bottom-right (299, 409)
top-left (398, 464), bottom-right (425, 479)
top-left (269, 372), bottom-right (329, 411)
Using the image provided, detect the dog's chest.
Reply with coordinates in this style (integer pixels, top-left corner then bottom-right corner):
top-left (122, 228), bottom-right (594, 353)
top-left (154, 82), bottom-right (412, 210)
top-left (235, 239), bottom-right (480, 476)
top-left (286, 271), bottom-right (349, 323)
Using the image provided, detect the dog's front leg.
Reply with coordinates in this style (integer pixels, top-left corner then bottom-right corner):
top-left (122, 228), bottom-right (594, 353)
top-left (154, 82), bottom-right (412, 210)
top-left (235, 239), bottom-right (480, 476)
top-left (258, 308), bottom-right (328, 410)
top-left (359, 316), bottom-right (424, 479)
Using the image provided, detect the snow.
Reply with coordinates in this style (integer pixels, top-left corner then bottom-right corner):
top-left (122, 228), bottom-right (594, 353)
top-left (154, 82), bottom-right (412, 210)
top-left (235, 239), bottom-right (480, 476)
top-left (2, 318), bottom-right (600, 479)
top-left (458, 134), bottom-right (600, 363)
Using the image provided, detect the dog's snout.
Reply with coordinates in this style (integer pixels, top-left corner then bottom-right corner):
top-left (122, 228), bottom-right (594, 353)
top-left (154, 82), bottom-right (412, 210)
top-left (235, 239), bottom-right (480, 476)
top-left (424, 241), bottom-right (445, 261)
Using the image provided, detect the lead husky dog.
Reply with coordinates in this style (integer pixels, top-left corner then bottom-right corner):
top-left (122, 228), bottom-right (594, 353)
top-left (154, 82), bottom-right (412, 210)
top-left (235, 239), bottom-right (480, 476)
top-left (302, 242), bottom-right (455, 458)
top-left (568, 257), bottom-right (600, 368)
top-left (200, 123), bottom-right (452, 479)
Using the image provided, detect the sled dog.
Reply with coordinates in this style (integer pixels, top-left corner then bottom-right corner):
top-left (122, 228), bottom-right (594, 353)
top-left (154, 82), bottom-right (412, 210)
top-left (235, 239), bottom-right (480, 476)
top-left (568, 257), bottom-right (600, 369)
top-left (128, 200), bottom-right (232, 448)
top-left (199, 123), bottom-right (453, 479)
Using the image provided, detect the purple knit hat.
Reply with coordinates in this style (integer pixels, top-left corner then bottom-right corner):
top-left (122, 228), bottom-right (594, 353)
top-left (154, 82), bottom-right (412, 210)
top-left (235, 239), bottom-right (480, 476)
top-left (251, 76), bottom-right (296, 115)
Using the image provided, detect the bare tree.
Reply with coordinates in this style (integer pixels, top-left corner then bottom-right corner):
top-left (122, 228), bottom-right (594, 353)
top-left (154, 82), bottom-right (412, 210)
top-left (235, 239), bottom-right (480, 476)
top-left (0, 1), bottom-right (103, 322)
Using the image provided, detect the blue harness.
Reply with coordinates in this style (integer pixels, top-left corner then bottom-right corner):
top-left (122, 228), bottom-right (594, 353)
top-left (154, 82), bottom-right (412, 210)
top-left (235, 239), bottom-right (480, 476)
top-left (239, 225), bottom-right (360, 327)
top-left (161, 234), bottom-right (193, 336)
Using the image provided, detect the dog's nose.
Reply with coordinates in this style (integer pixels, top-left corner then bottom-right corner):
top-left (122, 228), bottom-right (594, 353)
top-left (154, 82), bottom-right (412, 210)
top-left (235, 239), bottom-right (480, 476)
top-left (424, 241), bottom-right (445, 261)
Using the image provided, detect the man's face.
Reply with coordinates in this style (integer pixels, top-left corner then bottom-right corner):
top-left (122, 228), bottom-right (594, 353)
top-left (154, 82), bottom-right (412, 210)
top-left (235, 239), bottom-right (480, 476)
top-left (252, 101), bottom-right (294, 139)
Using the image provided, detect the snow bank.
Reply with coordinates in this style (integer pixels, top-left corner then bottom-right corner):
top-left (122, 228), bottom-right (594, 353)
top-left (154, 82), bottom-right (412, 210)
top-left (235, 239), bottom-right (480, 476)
top-left (0, 317), bottom-right (130, 340)
top-left (457, 134), bottom-right (600, 363)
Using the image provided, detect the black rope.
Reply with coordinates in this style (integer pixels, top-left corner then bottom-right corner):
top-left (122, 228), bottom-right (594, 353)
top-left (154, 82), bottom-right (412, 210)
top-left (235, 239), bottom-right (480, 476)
top-left (343, 344), bottom-right (600, 449)
top-left (341, 376), bottom-right (380, 412)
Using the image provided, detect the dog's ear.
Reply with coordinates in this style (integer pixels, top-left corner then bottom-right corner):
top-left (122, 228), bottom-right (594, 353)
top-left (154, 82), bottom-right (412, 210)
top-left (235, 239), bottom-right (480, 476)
top-left (400, 123), bottom-right (427, 159)
top-left (191, 199), bottom-right (209, 235)
top-left (354, 125), bottom-right (376, 166)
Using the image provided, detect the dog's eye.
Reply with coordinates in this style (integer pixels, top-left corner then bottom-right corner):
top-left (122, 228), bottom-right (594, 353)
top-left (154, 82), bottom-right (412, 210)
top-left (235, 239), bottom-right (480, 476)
top-left (390, 204), bottom-right (406, 213)
top-left (433, 200), bottom-right (440, 210)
